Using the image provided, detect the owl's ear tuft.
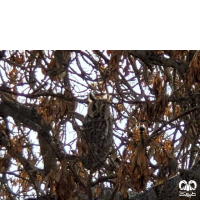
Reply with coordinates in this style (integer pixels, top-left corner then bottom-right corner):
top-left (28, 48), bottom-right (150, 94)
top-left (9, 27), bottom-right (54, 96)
top-left (88, 92), bottom-right (97, 102)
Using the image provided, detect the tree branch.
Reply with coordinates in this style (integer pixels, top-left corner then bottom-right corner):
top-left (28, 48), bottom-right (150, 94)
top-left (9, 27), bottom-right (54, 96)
top-left (130, 164), bottom-right (200, 200)
top-left (129, 50), bottom-right (188, 76)
top-left (0, 97), bottom-right (79, 175)
top-left (146, 105), bottom-right (199, 146)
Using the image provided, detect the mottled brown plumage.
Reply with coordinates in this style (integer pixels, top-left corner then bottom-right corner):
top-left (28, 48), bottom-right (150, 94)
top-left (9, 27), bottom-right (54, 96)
top-left (81, 93), bottom-right (113, 170)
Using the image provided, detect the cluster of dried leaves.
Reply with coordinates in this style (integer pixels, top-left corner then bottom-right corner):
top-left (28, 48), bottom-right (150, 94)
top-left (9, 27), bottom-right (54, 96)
top-left (0, 50), bottom-right (200, 200)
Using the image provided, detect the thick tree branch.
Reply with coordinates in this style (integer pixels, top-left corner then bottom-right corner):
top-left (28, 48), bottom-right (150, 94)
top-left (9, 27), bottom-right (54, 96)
top-left (130, 164), bottom-right (200, 200)
top-left (0, 96), bottom-right (79, 175)
top-left (1, 50), bottom-right (200, 200)
top-left (129, 50), bottom-right (188, 76)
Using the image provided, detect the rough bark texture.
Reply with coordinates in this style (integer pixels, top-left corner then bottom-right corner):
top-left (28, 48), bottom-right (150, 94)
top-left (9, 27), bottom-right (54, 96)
top-left (0, 93), bottom-right (57, 174)
top-left (130, 165), bottom-right (200, 200)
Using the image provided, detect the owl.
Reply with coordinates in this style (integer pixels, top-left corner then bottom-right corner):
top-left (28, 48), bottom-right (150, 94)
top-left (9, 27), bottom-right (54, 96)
top-left (80, 93), bottom-right (113, 170)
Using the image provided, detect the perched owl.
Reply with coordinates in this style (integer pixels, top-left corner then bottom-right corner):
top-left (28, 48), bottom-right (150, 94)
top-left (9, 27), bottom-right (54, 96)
top-left (81, 93), bottom-right (113, 170)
